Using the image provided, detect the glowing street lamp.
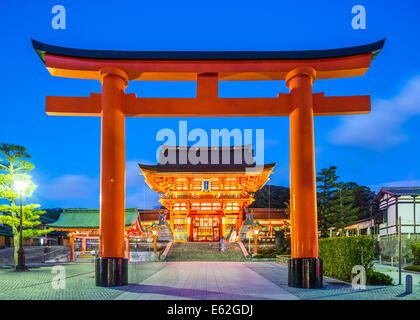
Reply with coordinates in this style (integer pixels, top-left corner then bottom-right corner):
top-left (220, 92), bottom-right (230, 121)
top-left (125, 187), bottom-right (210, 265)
top-left (249, 221), bottom-right (264, 256)
top-left (13, 179), bottom-right (30, 271)
top-left (146, 222), bottom-right (163, 254)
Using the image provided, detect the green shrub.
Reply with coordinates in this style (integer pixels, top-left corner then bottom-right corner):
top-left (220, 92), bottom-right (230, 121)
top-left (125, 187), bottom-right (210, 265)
top-left (319, 236), bottom-right (375, 281)
top-left (404, 265), bottom-right (420, 272)
top-left (366, 271), bottom-right (393, 285)
top-left (411, 242), bottom-right (420, 265)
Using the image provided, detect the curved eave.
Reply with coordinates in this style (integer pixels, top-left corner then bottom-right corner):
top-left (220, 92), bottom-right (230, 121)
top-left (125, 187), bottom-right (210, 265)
top-left (49, 227), bottom-right (98, 232)
top-left (32, 39), bottom-right (385, 62)
top-left (32, 39), bottom-right (385, 81)
top-left (138, 163), bottom-right (276, 174)
top-left (47, 223), bottom-right (135, 231)
top-left (49, 224), bottom-right (135, 231)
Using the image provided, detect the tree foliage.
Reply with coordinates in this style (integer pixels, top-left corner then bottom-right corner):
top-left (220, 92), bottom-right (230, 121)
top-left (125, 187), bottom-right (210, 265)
top-left (345, 182), bottom-right (376, 220)
top-left (316, 166), bottom-right (375, 237)
top-left (250, 185), bottom-right (289, 208)
top-left (316, 166), bottom-right (339, 237)
top-left (330, 182), bottom-right (359, 231)
top-left (0, 143), bottom-right (52, 266)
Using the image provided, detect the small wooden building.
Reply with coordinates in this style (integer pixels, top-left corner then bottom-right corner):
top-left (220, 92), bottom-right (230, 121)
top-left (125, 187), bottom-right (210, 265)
top-left (372, 187), bottom-right (420, 261)
top-left (48, 208), bottom-right (142, 261)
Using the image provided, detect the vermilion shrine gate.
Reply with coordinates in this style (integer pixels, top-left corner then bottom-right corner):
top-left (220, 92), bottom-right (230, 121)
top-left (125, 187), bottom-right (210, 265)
top-left (32, 39), bottom-right (384, 288)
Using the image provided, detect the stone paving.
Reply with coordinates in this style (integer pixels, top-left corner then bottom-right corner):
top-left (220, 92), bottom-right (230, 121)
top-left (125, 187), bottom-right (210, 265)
top-left (245, 262), bottom-right (420, 300)
top-left (374, 263), bottom-right (420, 285)
top-left (115, 262), bottom-right (296, 300)
top-left (0, 262), bottom-right (166, 300)
top-left (0, 261), bottom-right (418, 300)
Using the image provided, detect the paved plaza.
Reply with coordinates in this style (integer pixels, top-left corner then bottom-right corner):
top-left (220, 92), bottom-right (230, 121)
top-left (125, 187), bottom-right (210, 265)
top-left (0, 262), bottom-right (418, 300)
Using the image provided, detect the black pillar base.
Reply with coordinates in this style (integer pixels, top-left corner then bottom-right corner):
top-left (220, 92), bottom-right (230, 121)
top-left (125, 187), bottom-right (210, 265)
top-left (14, 264), bottom-right (29, 272)
top-left (95, 257), bottom-right (128, 287)
top-left (288, 257), bottom-right (323, 289)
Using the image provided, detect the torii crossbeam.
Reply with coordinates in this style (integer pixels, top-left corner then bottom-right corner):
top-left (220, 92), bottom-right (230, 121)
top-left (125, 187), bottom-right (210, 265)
top-left (32, 39), bottom-right (384, 288)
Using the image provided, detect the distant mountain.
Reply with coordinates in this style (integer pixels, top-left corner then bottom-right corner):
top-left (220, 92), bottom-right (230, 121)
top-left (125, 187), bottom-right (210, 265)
top-left (250, 185), bottom-right (290, 208)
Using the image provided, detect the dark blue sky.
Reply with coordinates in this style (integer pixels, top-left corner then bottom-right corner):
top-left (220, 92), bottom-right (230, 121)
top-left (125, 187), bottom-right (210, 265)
top-left (1, 1), bottom-right (420, 209)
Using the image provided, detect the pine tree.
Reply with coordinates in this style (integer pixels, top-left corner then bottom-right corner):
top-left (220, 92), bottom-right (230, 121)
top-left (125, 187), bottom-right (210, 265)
top-left (346, 182), bottom-right (375, 220)
top-left (330, 182), bottom-right (359, 232)
top-left (0, 143), bottom-right (52, 266)
top-left (316, 166), bottom-right (339, 237)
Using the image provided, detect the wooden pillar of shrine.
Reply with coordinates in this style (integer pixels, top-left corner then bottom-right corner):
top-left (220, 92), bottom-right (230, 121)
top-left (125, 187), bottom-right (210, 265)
top-left (69, 235), bottom-right (74, 262)
top-left (125, 237), bottom-right (130, 261)
top-left (81, 238), bottom-right (87, 252)
top-left (238, 209), bottom-right (243, 234)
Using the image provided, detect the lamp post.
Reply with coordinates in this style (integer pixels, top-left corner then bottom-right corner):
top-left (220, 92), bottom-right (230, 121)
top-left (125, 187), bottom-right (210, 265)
top-left (249, 221), bottom-right (264, 256)
top-left (146, 222), bottom-right (163, 255)
top-left (152, 230), bottom-right (157, 254)
top-left (13, 180), bottom-right (29, 271)
top-left (253, 229), bottom-right (259, 255)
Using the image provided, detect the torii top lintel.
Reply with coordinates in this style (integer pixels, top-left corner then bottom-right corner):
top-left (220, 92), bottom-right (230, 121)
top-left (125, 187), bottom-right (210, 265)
top-left (32, 39), bottom-right (384, 81)
top-left (32, 39), bottom-right (385, 117)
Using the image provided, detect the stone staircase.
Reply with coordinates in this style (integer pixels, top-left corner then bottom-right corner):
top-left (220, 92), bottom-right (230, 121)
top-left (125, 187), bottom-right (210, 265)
top-left (158, 224), bottom-right (173, 242)
top-left (239, 223), bottom-right (253, 241)
top-left (165, 242), bottom-right (245, 261)
top-left (74, 251), bottom-right (97, 263)
top-left (130, 251), bottom-right (156, 262)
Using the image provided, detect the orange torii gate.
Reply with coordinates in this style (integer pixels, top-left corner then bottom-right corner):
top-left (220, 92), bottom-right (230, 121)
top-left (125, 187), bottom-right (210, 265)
top-left (32, 39), bottom-right (384, 288)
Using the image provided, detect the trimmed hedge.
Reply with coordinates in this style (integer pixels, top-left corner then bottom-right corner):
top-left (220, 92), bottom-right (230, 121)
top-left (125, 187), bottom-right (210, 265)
top-left (258, 247), bottom-right (290, 258)
top-left (404, 265), bottom-right (420, 272)
top-left (319, 236), bottom-right (375, 281)
top-left (411, 242), bottom-right (420, 265)
top-left (366, 271), bottom-right (393, 285)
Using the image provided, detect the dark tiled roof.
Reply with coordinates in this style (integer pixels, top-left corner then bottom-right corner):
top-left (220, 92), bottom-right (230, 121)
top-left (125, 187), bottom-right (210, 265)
top-left (159, 145), bottom-right (255, 167)
top-left (32, 39), bottom-right (385, 62)
top-left (381, 187), bottom-right (420, 196)
top-left (251, 208), bottom-right (289, 220)
top-left (139, 145), bottom-right (275, 172)
top-left (137, 209), bottom-right (168, 222)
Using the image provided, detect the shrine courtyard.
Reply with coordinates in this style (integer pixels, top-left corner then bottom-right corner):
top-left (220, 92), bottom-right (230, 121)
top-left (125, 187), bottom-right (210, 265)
top-left (0, 261), bottom-right (418, 300)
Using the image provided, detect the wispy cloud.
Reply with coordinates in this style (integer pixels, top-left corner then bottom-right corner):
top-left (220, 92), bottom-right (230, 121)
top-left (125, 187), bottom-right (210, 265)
top-left (40, 174), bottom-right (99, 200)
top-left (37, 158), bottom-right (158, 208)
top-left (329, 75), bottom-right (420, 150)
top-left (369, 179), bottom-right (420, 193)
top-left (126, 184), bottom-right (161, 209)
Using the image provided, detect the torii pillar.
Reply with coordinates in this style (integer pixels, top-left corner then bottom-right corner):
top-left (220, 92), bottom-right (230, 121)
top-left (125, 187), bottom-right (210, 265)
top-left (95, 68), bottom-right (129, 286)
top-left (286, 67), bottom-right (321, 288)
top-left (32, 38), bottom-right (384, 288)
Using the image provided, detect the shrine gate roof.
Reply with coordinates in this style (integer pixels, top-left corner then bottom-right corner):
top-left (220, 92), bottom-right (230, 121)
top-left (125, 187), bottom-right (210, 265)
top-left (31, 39), bottom-right (385, 81)
top-left (32, 39), bottom-right (385, 62)
top-left (138, 145), bottom-right (275, 173)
